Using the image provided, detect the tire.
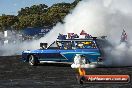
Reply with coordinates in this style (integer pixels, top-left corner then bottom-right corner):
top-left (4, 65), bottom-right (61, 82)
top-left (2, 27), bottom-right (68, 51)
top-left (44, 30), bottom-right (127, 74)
top-left (28, 55), bottom-right (38, 66)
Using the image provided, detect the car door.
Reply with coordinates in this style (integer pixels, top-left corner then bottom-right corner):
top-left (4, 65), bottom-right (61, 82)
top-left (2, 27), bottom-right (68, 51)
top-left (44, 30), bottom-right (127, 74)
top-left (38, 41), bottom-right (63, 62)
top-left (58, 41), bottom-right (76, 62)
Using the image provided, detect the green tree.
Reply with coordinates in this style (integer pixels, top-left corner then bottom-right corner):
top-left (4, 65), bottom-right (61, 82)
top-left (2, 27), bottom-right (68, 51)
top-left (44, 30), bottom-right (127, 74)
top-left (72, 0), bottom-right (82, 6)
top-left (0, 2), bottom-right (77, 31)
top-left (18, 4), bottom-right (48, 16)
top-left (0, 15), bottom-right (18, 30)
top-left (47, 2), bottom-right (72, 24)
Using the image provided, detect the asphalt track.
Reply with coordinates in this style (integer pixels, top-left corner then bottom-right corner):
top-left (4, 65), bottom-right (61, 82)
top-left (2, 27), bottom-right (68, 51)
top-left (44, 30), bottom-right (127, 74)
top-left (0, 56), bottom-right (132, 88)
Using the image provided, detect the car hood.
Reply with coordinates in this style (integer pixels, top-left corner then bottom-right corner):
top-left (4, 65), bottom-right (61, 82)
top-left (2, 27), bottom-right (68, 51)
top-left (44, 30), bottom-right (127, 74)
top-left (22, 49), bottom-right (41, 54)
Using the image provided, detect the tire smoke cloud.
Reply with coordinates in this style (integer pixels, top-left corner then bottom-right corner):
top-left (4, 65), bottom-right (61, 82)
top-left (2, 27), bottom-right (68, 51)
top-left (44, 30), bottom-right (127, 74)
top-left (1, 0), bottom-right (132, 66)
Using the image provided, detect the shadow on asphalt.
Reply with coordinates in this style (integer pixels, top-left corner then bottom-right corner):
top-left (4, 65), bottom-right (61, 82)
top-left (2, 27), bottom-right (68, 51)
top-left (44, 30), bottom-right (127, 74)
top-left (37, 63), bottom-right (71, 67)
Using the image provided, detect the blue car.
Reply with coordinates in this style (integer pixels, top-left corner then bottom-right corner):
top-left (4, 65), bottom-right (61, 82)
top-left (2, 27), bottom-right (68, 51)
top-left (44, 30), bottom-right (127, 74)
top-left (22, 33), bottom-right (103, 66)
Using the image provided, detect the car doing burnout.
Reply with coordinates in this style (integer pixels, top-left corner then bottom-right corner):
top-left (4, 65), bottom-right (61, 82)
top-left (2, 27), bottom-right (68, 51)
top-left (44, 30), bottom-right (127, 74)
top-left (21, 31), bottom-right (104, 66)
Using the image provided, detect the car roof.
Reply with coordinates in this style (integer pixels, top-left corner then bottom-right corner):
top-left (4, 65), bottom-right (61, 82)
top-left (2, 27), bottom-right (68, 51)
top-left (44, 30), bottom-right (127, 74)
top-left (56, 39), bottom-right (96, 42)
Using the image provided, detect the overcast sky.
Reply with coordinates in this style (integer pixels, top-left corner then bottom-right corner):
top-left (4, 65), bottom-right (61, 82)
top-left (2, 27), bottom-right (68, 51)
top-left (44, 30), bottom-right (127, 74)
top-left (0, 0), bottom-right (74, 15)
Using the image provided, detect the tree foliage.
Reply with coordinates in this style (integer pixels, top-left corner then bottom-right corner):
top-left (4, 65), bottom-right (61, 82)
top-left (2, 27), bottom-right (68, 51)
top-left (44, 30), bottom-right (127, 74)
top-left (18, 4), bottom-right (48, 16)
top-left (72, 0), bottom-right (82, 6)
top-left (0, 15), bottom-right (18, 30)
top-left (0, 0), bottom-right (80, 31)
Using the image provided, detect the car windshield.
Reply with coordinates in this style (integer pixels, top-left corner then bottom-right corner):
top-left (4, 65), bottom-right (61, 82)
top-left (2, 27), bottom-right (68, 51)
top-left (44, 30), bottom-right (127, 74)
top-left (47, 41), bottom-right (59, 49)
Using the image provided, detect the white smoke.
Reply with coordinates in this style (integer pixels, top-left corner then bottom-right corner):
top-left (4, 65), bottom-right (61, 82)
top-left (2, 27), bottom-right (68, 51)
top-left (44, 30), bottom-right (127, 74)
top-left (0, 23), bottom-right (64, 56)
top-left (1, 0), bottom-right (132, 66)
top-left (63, 0), bottom-right (132, 66)
top-left (41, 0), bottom-right (132, 43)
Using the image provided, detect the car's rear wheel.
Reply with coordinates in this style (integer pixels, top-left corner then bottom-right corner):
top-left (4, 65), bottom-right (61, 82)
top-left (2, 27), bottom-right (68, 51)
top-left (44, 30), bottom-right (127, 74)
top-left (28, 55), bottom-right (38, 66)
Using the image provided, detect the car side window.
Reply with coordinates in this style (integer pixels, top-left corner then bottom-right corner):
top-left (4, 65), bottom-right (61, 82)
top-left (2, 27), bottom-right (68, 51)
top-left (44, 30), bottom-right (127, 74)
top-left (57, 41), bottom-right (73, 50)
top-left (75, 41), bottom-right (97, 49)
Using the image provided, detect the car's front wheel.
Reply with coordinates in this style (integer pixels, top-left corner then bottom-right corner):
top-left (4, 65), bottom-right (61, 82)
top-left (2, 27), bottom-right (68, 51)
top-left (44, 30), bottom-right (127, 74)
top-left (28, 55), bottom-right (38, 66)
